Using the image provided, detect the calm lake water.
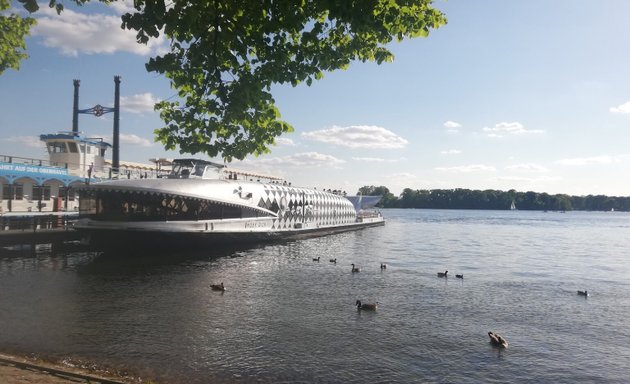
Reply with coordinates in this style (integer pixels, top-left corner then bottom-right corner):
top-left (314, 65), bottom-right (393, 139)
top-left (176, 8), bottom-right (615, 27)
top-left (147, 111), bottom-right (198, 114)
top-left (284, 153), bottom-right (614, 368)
top-left (1, 209), bottom-right (629, 383)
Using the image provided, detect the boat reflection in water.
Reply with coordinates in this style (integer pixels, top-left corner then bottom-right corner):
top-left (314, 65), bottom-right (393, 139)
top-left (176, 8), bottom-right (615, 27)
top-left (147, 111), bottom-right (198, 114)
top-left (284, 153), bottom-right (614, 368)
top-left (75, 159), bottom-right (384, 249)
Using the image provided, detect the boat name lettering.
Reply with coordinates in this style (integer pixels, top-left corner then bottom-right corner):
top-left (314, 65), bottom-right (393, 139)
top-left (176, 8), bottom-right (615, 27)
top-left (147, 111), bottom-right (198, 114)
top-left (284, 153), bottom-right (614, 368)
top-left (245, 221), bottom-right (268, 228)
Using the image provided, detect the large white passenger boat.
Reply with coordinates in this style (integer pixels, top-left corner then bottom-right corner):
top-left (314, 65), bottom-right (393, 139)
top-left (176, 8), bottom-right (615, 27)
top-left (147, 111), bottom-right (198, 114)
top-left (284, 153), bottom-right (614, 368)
top-left (75, 159), bottom-right (384, 248)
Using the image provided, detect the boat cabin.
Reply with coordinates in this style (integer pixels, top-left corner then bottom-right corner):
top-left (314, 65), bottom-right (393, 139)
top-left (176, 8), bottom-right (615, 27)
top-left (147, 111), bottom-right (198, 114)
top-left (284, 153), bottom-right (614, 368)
top-left (168, 159), bottom-right (225, 180)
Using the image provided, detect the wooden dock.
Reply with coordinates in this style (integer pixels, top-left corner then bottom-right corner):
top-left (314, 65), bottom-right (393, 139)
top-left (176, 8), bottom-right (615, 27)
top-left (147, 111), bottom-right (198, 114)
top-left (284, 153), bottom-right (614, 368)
top-left (0, 213), bottom-right (81, 246)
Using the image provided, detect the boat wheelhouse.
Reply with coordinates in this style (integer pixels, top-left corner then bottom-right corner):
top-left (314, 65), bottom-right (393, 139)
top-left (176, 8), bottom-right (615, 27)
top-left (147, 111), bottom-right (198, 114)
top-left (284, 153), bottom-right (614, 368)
top-left (75, 159), bottom-right (384, 247)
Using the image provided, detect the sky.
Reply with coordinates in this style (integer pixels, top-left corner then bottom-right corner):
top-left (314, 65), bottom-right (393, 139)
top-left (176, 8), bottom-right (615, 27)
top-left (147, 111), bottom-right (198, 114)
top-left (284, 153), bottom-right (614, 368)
top-left (1, 0), bottom-right (630, 197)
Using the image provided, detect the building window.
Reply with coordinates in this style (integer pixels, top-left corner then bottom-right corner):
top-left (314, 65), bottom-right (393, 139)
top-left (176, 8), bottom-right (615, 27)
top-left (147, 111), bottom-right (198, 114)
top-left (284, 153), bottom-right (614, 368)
top-left (59, 187), bottom-right (76, 201)
top-left (48, 142), bottom-right (67, 153)
top-left (32, 185), bottom-right (51, 201)
top-left (32, 185), bottom-right (42, 200)
top-left (68, 142), bottom-right (78, 153)
top-left (2, 184), bottom-right (10, 200)
top-left (14, 183), bottom-right (23, 200)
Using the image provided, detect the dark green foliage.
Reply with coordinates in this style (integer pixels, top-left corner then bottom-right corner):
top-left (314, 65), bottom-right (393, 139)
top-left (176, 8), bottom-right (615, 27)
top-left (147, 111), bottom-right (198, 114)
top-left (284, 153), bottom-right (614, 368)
top-left (0, 0), bottom-right (36, 74)
top-left (358, 185), bottom-right (396, 207)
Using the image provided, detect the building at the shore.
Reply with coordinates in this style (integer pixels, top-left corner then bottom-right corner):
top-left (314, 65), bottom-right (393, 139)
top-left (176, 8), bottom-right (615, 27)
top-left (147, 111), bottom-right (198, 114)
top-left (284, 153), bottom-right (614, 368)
top-left (0, 77), bottom-right (161, 214)
top-left (0, 133), bottom-right (159, 213)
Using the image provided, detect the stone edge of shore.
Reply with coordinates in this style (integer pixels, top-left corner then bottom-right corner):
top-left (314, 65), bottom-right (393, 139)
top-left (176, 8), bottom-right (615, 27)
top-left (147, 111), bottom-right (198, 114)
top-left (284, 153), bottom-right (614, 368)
top-left (0, 352), bottom-right (152, 383)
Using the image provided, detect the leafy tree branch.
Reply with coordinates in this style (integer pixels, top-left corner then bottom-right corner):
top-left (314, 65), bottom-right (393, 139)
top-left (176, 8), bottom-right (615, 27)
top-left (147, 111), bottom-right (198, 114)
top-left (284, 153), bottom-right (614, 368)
top-left (8, 0), bottom-right (446, 161)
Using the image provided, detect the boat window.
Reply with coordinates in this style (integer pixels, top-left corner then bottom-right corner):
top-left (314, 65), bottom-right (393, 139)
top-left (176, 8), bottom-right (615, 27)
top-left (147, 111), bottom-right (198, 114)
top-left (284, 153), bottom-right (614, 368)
top-left (68, 142), bottom-right (78, 153)
top-left (79, 190), bottom-right (272, 221)
top-left (193, 164), bottom-right (206, 177)
top-left (170, 162), bottom-right (195, 179)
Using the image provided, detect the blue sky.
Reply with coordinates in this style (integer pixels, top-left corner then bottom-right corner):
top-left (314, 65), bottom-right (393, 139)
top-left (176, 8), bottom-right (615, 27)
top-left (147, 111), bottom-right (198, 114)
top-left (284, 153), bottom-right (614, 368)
top-left (1, 0), bottom-right (629, 197)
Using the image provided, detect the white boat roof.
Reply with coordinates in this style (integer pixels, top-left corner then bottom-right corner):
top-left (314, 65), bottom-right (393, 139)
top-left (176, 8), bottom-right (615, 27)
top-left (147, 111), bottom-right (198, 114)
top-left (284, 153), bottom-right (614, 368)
top-left (149, 157), bottom-right (283, 181)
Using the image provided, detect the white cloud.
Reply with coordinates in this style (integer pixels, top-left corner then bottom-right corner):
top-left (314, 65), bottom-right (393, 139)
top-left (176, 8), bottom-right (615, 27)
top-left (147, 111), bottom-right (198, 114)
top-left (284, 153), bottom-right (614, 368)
top-left (482, 122), bottom-right (544, 137)
top-left (443, 120), bottom-right (462, 133)
top-left (440, 149), bottom-right (461, 155)
top-left (435, 164), bottom-right (496, 172)
top-left (274, 138), bottom-right (296, 146)
top-left (102, 133), bottom-right (153, 147)
top-left (249, 152), bottom-right (345, 168)
top-left (302, 125), bottom-right (408, 149)
top-left (443, 121), bottom-right (461, 134)
top-left (108, 0), bottom-right (137, 15)
top-left (352, 157), bottom-right (386, 162)
top-left (3, 136), bottom-right (43, 148)
top-left (555, 156), bottom-right (620, 166)
top-left (609, 101), bottom-right (630, 114)
top-left (497, 175), bottom-right (561, 183)
top-left (120, 93), bottom-right (160, 114)
top-left (32, 7), bottom-right (167, 56)
top-left (352, 157), bottom-right (398, 163)
top-left (505, 163), bottom-right (549, 172)
top-left (390, 172), bottom-right (417, 179)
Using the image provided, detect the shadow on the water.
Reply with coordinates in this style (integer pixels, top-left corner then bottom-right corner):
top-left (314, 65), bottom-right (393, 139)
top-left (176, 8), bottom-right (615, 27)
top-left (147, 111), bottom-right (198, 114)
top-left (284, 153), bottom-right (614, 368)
top-left (75, 241), bottom-right (277, 275)
top-left (1, 233), bottom-right (348, 276)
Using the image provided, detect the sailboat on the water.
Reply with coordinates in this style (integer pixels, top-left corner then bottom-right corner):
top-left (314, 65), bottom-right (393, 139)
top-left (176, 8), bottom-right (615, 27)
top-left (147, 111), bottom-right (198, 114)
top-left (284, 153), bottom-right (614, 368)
top-left (510, 200), bottom-right (517, 210)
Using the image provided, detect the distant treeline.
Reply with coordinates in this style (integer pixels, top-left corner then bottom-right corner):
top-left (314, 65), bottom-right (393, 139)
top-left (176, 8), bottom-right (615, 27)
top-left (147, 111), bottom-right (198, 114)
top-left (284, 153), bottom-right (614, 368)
top-left (358, 186), bottom-right (630, 212)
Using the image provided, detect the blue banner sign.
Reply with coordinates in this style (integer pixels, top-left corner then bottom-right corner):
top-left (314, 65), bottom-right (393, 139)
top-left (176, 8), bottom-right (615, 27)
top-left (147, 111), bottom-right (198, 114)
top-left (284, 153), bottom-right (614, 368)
top-left (0, 162), bottom-right (69, 176)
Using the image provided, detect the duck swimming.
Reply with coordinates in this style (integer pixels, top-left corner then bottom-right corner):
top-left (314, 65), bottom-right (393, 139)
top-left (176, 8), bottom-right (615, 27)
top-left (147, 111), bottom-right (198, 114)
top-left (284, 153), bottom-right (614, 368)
top-left (488, 331), bottom-right (508, 348)
top-left (437, 270), bottom-right (448, 278)
top-left (329, 258), bottom-right (337, 263)
top-left (380, 263), bottom-right (387, 270)
top-left (313, 256), bottom-right (320, 262)
top-left (211, 282), bottom-right (226, 291)
top-left (456, 274), bottom-right (463, 279)
top-left (356, 300), bottom-right (378, 311)
top-left (351, 263), bottom-right (361, 273)
top-left (577, 290), bottom-right (588, 297)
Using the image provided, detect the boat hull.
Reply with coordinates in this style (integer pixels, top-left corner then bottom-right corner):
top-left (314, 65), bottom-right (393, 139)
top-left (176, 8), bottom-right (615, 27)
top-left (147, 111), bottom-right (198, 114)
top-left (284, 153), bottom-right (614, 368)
top-left (77, 219), bottom-right (384, 250)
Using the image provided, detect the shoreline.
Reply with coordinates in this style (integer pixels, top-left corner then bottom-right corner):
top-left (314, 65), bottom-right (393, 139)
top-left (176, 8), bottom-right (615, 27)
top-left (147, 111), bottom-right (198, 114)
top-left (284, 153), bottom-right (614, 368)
top-left (0, 352), bottom-right (150, 384)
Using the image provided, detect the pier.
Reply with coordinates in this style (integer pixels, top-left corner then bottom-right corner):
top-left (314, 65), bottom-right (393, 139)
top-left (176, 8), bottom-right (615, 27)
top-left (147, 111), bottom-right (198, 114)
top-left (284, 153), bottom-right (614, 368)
top-left (0, 213), bottom-right (81, 247)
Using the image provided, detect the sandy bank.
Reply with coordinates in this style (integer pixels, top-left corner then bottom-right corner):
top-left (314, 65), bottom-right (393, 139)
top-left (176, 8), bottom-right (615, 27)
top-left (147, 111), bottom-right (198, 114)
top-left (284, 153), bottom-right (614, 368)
top-left (0, 353), bottom-right (148, 384)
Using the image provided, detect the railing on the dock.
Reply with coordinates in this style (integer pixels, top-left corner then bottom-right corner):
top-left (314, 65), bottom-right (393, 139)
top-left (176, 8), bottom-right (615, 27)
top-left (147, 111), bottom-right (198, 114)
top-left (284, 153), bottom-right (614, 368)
top-left (0, 214), bottom-right (77, 232)
top-left (0, 154), bottom-right (171, 180)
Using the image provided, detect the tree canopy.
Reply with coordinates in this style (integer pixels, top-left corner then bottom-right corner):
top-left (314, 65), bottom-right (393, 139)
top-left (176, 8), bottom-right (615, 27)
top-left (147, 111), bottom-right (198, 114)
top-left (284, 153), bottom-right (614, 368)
top-left (8, 0), bottom-right (446, 161)
top-left (0, 0), bottom-right (36, 75)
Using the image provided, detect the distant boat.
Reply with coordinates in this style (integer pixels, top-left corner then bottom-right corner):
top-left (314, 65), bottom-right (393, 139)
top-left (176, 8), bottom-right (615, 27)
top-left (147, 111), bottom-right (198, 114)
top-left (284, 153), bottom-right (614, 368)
top-left (510, 200), bottom-right (517, 210)
top-left (611, 208), bottom-right (615, 212)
